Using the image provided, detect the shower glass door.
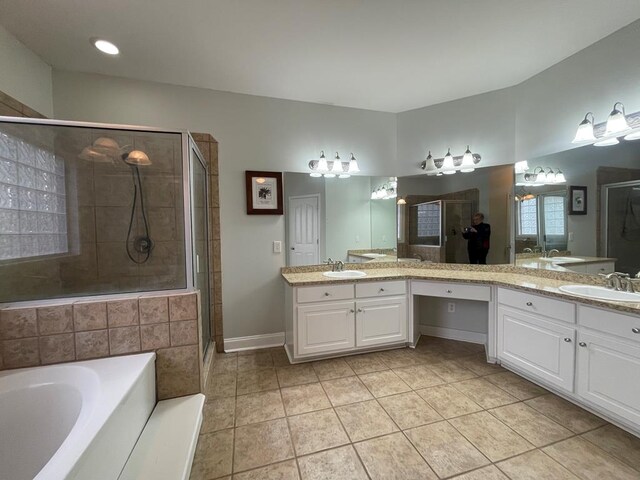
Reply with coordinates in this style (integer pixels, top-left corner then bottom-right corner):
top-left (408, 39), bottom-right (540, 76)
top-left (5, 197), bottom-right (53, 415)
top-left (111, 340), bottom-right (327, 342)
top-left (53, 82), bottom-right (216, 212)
top-left (604, 181), bottom-right (640, 275)
top-left (190, 140), bottom-right (211, 355)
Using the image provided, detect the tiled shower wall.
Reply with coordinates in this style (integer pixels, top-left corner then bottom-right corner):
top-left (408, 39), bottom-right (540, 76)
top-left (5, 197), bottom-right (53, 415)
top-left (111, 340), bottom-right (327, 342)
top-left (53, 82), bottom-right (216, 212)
top-left (0, 291), bottom-right (201, 400)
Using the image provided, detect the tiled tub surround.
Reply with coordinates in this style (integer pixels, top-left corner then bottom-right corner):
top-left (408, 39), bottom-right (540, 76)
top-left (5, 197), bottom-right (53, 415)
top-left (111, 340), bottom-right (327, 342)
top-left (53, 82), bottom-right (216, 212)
top-left (0, 291), bottom-right (201, 399)
top-left (282, 262), bottom-right (640, 315)
top-left (192, 339), bottom-right (640, 479)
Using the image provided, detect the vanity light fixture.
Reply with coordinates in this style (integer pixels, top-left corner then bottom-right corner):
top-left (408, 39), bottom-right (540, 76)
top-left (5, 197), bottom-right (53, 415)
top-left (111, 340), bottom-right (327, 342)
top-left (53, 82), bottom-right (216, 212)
top-left (348, 153), bottom-right (360, 173)
top-left (397, 197), bottom-right (407, 205)
top-left (420, 147), bottom-right (481, 175)
top-left (330, 152), bottom-right (343, 174)
top-left (308, 150), bottom-right (357, 178)
top-left (92, 38), bottom-right (120, 55)
top-left (555, 170), bottom-right (566, 183)
top-left (371, 177), bottom-right (397, 200)
top-left (514, 160), bottom-right (529, 174)
top-left (521, 166), bottom-right (565, 185)
top-left (573, 102), bottom-right (640, 146)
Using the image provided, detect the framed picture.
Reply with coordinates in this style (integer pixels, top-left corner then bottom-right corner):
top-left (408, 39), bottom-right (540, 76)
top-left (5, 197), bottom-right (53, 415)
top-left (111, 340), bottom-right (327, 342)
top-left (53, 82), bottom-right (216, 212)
top-left (245, 171), bottom-right (283, 215)
top-left (569, 185), bottom-right (587, 215)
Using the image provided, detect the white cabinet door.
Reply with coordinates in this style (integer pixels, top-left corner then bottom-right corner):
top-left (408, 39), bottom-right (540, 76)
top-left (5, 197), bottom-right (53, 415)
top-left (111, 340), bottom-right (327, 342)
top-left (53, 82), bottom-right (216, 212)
top-left (577, 331), bottom-right (640, 426)
top-left (498, 306), bottom-right (575, 392)
top-left (585, 262), bottom-right (615, 275)
top-left (297, 301), bottom-right (355, 356)
top-left (355, 296), bottom-right (407, 348)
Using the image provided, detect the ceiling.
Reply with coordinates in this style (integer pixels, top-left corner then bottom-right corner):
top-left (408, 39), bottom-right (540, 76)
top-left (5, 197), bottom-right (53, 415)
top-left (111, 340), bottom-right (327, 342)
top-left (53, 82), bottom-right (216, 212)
top-left (2, 1), bottom-right (640, 113)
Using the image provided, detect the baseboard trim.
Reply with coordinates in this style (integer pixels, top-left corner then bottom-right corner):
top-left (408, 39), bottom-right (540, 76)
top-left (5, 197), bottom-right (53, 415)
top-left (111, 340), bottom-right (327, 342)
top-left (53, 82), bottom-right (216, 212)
top-left (419, 325), bottom-right (487, 345)
top-left (224, 332), bottom-right (285, 352)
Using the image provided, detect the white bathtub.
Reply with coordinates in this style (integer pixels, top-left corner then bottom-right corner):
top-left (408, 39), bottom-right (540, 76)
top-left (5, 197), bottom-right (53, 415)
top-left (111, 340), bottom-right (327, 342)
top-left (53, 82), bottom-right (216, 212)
top-left (0, 353), bottom-right (156, 480)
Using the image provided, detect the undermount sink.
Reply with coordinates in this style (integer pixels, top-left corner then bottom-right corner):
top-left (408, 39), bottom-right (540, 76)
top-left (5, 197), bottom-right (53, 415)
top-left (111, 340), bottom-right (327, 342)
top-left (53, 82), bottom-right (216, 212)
top-left (559, 285), bottom-right (640, 303)
top-left (323, 270), bottom-right (367, 279)
top-left (361, 253), bottom-right (387, 258)
top-left (539, 256), bottom-right (584, 263)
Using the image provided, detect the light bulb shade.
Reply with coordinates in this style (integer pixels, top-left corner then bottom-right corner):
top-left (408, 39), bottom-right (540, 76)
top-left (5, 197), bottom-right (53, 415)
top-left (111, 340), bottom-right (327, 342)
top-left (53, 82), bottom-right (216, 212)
top-left (442, 149), bottom-right (455, 174)
top-left (594, 137), bottom-right (620, 147)
top-left (331, 153), bottom-right (343, 173)
top-left (91, 137), bottom-right (121, 159)
top-left (605, 103), bottom-right (630, 136)
top-left (124, 150), bottom-right (151, 166)
top-left (397, 198), bottom-right (406, 205)
top-left (624, 131), bottom-right (640, 141)
top-left (78, 146), bottom-right (112, 163)
top-left (572, 113), bottom-right (596, 143)
top-left (317, 151), bottom-right (328, 173)
top-left (348, 153), bottom-right (360, 173)
top-left (555, 171), bottom-right (566, 183)
top-left (536, 171), bottom-right (547, 183)
top-left (323, 173), bottom-right (336, 178)
top-left (309, 172), bottom-right (322, 177)
top-left (338, 173), bottom-right (350, 179)
top-left (460, 146), bottom-right (475, 173)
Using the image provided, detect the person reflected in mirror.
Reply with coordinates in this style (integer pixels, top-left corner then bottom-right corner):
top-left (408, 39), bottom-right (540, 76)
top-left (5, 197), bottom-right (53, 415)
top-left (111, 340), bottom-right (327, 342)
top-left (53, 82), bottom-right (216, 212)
top-left (462, 212), bottom-right (491, 264)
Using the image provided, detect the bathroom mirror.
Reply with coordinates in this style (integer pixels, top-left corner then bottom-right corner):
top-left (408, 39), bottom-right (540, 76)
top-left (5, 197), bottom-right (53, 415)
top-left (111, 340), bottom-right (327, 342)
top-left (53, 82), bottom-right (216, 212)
top-left (283, 173), bottom-right (397, 266)
top-left (397, 164), bottom-right (514, 265)
top-left (513, 141), bottom-right (640, 275)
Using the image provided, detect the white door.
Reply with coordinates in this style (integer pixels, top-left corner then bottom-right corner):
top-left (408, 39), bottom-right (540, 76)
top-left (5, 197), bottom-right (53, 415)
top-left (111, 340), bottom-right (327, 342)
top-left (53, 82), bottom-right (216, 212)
top-left (297, 301), bottom-right (355, 356)
top-left (289, 195), bottom-right (320, 266)
top-left (498, 306), bottom-right (575, 392)
top-left (577, 331), bottom-right (640, 425)
top-left (355, 296), bottom-right (407, 347)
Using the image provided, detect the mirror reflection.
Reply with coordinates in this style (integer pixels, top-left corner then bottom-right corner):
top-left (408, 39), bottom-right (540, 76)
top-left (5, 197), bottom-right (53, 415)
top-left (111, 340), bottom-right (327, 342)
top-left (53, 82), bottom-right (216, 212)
top-left (284, 173), bottom-right (397, 266)
top-left (514, 141), bottom-right (640, 275)
top-left (398, 164), bottom-right (513, 265)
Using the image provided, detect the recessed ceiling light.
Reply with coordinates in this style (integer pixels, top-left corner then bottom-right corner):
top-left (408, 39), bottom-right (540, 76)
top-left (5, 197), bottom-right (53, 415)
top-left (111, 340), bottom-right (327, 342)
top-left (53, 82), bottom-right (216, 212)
top-left (92, 38), bottom-right (119, 55)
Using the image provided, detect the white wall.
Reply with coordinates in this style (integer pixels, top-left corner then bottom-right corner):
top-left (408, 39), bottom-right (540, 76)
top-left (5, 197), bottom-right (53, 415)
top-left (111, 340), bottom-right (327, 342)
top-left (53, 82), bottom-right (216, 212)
top-left (52, 71), bottom-right (397, 338)
top-left (0, 26), bottom-right (53, 117)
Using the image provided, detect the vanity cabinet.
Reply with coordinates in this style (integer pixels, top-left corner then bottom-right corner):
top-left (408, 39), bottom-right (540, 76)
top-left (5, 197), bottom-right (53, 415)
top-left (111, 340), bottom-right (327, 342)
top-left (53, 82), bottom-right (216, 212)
top-left (576, 305), bottom-right (640, 426)
top-left (497, 288), bottom-right (576, 392)
top-left (565, 261), bottom-right (615, 275)
top-left (286, 281), bottom-right (408, 360)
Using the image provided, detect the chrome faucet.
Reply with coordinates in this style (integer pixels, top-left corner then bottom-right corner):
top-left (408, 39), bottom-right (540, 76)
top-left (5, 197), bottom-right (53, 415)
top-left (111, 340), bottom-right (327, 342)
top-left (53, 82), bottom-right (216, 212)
top-left (542, 249), bottom-right (560, 258)
top-left (523, 248), bottom-right (533, 254)
top-left (601, 272), bottom-right (633, 292)
top-left (334, 261), bottom-right (345, 272)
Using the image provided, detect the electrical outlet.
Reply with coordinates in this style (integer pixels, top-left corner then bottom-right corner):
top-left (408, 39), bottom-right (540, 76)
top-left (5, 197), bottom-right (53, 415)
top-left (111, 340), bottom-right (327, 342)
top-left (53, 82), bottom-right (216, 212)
top-left (448, 302), bottom-right (456, 313)
top-left (568, 232), bottom-right (574, 241)
top-left (273, 241), bottom-right (282, 253)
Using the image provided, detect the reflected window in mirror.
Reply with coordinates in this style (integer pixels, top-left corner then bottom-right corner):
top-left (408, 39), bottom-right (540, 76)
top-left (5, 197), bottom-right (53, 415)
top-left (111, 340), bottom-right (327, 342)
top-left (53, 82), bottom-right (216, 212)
top-left (410, 201), bottom-right (442, 246)
top-left (516, 192), bottom-right (567, 251)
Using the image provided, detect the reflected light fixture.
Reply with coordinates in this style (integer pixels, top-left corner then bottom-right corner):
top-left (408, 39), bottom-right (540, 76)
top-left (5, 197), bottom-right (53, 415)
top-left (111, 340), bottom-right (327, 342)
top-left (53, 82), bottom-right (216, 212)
top-left (423, 151), bottom-right (437, 176)
top-left (605, 102), bottom-right (630, 136)
top-left (514, 160), bottom-right (529, 174)
top-left (397, 197), bottom-right (406, 205)
top-left (460, 145), bottom-right (475, 173)
top-left (594, 137), bottom-right (620, 147)
top-left (331, 152), bottom-right (343, 174)
top-left (555, 170), bottom-right (566, 183)
top-left (92, 38), bottom-right (119, 55)
top-left (348, 153), bottom-right (360, 173)
top-left (624, 131), bottom-right (640, 141)
top-left (317, 151), bottom-right (328, 173)
top-left (572, 112), bottom-right (596, 143)
top-left (442, 148), bottom-right (455, 175)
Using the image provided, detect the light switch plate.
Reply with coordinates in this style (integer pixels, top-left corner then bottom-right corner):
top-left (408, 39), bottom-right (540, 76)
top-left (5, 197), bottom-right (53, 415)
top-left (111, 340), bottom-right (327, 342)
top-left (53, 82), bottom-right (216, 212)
top-left (273, 241), bottom-right (282, 253)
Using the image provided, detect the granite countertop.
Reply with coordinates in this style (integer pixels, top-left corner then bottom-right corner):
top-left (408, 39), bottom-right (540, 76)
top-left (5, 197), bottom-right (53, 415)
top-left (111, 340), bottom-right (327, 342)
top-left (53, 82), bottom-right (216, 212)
top-left (281, 263), bottom-right (640, 315)
top-left (515, 256), bottom-right (617, 271)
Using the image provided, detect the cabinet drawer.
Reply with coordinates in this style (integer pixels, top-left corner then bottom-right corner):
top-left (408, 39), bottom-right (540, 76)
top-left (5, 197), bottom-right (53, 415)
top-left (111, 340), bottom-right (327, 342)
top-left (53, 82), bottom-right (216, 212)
top-left (579, 305), bottom-right (640, 343)
top-left (411, 281), bottom-right (490, 301)
top-left (356, 281), bottom-right (406, 298)
top-left (296, 284), bottom-right (354, 304)
top-left (498, 288), bottom-right (575, 323)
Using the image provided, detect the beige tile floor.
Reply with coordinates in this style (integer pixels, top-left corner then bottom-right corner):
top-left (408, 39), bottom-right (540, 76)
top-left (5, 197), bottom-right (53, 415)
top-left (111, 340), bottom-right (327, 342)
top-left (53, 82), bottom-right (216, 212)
top-left (190, 337), bottom-right (640, 480)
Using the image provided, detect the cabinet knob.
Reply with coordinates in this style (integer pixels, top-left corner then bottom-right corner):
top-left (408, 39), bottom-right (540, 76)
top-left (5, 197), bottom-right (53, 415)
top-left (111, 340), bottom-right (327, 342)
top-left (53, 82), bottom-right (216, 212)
top-left (579, 342), bottom-right (587, 347)
top-left (632, 328), bottom-right (640, 334)
top-left (349, 309), bottom-right (355, 313)
top-left (564, 338), bottom-right (572, 342)
top-left (379, 288), bottom-right (385, 292)
top-left (324, 292), bottom-right (330, 296)
top-left (526, 302), bottom-right (533, 306)
top-left (446, 289), bottom-right (453, 294)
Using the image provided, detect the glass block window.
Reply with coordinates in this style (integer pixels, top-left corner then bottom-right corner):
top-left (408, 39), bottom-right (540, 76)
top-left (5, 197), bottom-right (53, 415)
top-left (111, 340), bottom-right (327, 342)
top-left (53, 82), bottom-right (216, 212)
top-left (519, 198), bottom-right (538, 236)
top-left (543, 195), bottom-right (566, 236)
top-left (417, 202), bottom-right (440, 237)
top-left (0, 132), bottom-right (68, 261)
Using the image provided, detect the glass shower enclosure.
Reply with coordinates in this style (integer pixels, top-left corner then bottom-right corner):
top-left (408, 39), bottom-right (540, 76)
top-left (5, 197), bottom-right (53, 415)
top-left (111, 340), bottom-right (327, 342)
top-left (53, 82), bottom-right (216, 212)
top-left (0, 117), bottom-right (213, 353)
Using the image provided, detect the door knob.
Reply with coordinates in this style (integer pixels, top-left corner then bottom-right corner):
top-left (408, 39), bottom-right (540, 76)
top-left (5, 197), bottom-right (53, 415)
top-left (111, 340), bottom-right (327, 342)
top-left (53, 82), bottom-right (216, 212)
top-left (579, 342), bottom-right (587, 347)
top-left (357, 308), bottom-right (363, 313)
top-left (564, 338), bottom-right (572, 342)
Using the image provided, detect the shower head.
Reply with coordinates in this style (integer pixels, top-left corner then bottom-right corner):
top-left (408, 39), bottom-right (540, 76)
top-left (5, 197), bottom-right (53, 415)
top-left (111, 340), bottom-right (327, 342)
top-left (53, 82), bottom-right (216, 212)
top-left (123, 150), bottom-right (151, 166)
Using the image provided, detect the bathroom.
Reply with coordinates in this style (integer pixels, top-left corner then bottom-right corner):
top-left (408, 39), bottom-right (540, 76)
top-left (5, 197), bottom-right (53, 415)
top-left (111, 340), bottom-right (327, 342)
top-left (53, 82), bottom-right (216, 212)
top-left (0, 1), bottom-right (640, 478)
